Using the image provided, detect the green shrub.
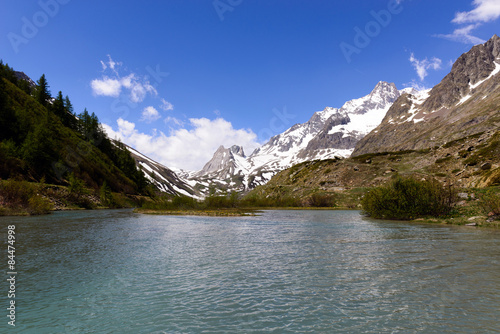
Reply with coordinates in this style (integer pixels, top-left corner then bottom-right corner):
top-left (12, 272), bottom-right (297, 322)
top-left (361, 176), bottom-right (457, 220)
top-left (0, 179), bottom-right (52, 215)
top-left (309, 192), bottom-right (336, 207)
top-left (27, 195), bottom-right (53, 215)
top-left (172, 195), bottom-right (199, 209)
top-left (99, 181), bottom-right (115, 207)
top-left (68, 173), bottom-right (86, 200)
top-left (204, 192), bottom-right (238, 209)
top-left (241, 193), bottom-right (302, 208)
top-left (479, 190), bottom-right (500, 217)
top-left (0, 179), bottom-right (34, 206)
top-left (141, 195), bottom-right (200, 211)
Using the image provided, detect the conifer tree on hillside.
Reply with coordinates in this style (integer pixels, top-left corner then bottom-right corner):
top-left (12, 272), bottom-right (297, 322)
top-left (35, 74), bottom-right (51, 107)
top-left (52, 91), bottom-right (65, 121)
top-left (21, 114), bottom-right (57, 178)
top-left (64, 95), bottom-right (78, 130)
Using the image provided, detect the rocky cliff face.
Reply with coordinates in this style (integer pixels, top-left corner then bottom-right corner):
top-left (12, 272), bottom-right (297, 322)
top-left (353, 35), bottom-right (500, 157)
top-left (197, 145), bottom-right (246, 177)
top-left (190, 145), bottom-right (249, 193)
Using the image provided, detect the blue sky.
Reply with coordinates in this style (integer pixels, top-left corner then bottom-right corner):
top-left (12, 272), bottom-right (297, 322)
top-left (2, 0), bottom-right (500, 170)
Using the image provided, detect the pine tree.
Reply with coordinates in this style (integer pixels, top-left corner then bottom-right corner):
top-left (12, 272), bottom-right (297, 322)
top-left (64, 95), bottom-right (73, 114)
top-left (35, 74), bottom-right (51, 107)
top-left (0, 61), bottom-right (18, 84)
top-left (18, 79), bottom-right (32, 95)
top-left (21, 115), bottom-right (57, 177)
top-left (64, 95), bottom-right (77, 130)
top-left (52, 91), bottom-right (65, 121)
top-left (77, 109), bottom-right (103, 144)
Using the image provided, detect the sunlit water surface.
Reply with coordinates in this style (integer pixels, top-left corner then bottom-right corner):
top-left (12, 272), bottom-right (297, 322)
top-left (1, 209), bottom-right (499, 333)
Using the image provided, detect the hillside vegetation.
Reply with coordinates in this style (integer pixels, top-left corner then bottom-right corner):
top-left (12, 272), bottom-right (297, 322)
top-left (0, 61), bottom-right (151, 215)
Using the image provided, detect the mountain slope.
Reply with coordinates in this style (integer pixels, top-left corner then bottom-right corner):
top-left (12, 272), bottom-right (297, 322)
top-left (353, 34), bottom-right (500, 156)
top-left (125, 144), bottom-right (200, 197)
top-left (0, 61), bottom-right (149, 195)
top-left (248, 128), bottom-right (500, 207)
top-left (191, 81), bottom-right (407, 193)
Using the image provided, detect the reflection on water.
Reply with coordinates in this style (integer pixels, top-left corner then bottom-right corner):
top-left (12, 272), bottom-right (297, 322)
top-left (1, 209), bottom-right (499, 333)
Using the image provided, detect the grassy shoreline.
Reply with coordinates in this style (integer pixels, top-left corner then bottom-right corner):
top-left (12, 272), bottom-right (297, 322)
top-left (2, 179), bottom-right (498, 228)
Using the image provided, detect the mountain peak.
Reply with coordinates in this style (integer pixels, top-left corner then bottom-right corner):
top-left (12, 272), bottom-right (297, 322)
top-left (196, 144), bottom-right (248, 178)
top-left (229, 145), bottom-right (245, 157)
top-left (339, 81), bottom-right (400, 116)
top-left (370, 81), bottom-right (397, 96)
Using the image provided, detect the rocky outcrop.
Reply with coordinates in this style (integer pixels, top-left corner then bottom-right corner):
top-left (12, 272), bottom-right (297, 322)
top-left (197, 145), bottom-right (245, 176)
top-left (422, 34), bottom-right (500, 112)
top-left (353, 35), bottom-right (500, 157)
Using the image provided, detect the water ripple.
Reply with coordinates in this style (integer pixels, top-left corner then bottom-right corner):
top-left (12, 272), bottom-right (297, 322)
top-left (2, 209), bottom-right (500, 333)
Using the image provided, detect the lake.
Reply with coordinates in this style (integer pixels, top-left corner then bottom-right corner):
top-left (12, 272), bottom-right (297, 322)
top-left (1, 209), bottom-right (500, 333)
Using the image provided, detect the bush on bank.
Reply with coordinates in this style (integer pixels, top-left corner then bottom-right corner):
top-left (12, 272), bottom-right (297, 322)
top-left (361, 176), bottom-right (457, 220)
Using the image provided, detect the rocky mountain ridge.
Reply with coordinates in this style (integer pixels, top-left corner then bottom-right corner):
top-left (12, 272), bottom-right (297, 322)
top-left (353, 34), bottom-right (500, 156)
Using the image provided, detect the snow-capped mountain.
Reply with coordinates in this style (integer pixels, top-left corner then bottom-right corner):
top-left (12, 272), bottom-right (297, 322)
top-left (190, 145), bottom-right (250, 193)
top-left (188, 81), bottom-right (409, 193)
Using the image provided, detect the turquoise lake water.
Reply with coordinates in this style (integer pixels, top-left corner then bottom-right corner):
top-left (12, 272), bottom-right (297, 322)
top-left (1, 209), bottom-right (500, 333)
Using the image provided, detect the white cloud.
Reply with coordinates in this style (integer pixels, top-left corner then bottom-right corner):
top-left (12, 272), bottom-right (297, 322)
top-left (164, 116), bottom-right (184, 127)
top-left (160, 98), bottom-right (174, 111)
top-left (409, 53), bottom-right (442, 81)
top-left (140, 106), bottom-right (161, 123)
top-left (403, 80), bottom-right (429, 91)
top-left (107, 54), bottom-right (119, 70)
top-left (90, 77), bottom-right (122, 97)
top-left (91, 56), bottom-right (157, 103)
top-left (435, 0), bottom-right (500, 45)
top-left (453, 0), bottom-right (500, 24)
top-left (130, 81), bottom-right (157, 103)
top-left (103, 117), bottom-right (260, 171)
top-left (434, 24), bottom-right (486, 44)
